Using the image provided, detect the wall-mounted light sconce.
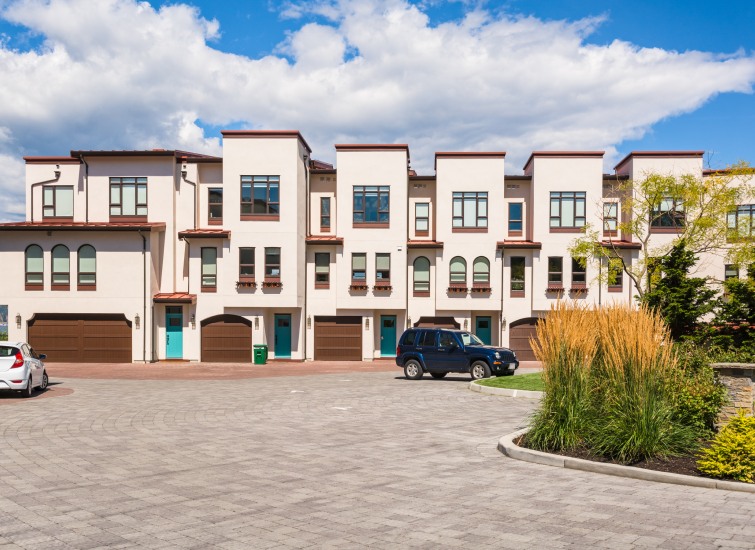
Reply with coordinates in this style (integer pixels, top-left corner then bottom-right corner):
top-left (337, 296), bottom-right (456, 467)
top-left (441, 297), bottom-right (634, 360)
top-left (254, 317), bottom-right (259, 330)
top-left (190, 314), bottom-right (196, 330)
top-left (501, 317), bottom-right (507, 331)
top-left (135, 313), bottom-right (140, 330)
top-left (463, 319), bottom-right (468, 330)
top-left (407, 316), bottom-right (412, 328)
top-left (54, 164), bottom-right (61, 179)
top-left (16, 313), bottom-right (22, 329)
top-left (307, 316), bottom-right (312, 329)
top-left (365, 318), bottom-right (370, 330)
top-left (181, 164), bottom-right (187, 179)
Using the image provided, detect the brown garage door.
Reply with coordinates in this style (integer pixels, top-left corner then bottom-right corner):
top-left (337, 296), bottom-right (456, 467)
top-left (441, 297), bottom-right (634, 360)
top-left (201, 315), bottom-right (252, 362)
top-left (314, 316), bottom-right (362, 361)
top-left (509, 318), bottom-right (542, 361)
top-left (28, 314), bottom-right (132, 363)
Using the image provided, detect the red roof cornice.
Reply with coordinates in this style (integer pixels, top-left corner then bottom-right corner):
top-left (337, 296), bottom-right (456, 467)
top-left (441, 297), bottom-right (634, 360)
top-left (496, 240), bottom-right (542, 250)
top-left (23, 156), bottom-right (80, 164)
top-left (407, 240), bottom-right (444, 249)
top-left (306, 236), bottom-right (344, 245)
top-left (601, 240), bottom-right (642, 250)
top-left (153, 293), bottom-right (196, 304)
top-left (178, 229), bottom-right (231, 239)
top-left (0, 222), bottom-right (166, 232)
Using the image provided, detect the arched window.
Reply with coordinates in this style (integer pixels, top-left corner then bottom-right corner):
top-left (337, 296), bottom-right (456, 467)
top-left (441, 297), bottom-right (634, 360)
top-left (51, 245), bottom-right (70, 287)
top-left (25, 245), bottom-right (43, 288)
top-left (450, 256), bottom-right (466, 285)
top-left (78, 245), bottom-right (96, 288)
top-left (473, 256), bottom-right (490, 285)
top-left (413, 257), bottom-right (430, 293)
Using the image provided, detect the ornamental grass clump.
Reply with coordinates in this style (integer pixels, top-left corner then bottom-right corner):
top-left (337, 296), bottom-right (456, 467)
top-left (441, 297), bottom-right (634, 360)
top-left (587, 305), bottom-right (698, 463)
top-left (526, 302), bottom-right (597, 452)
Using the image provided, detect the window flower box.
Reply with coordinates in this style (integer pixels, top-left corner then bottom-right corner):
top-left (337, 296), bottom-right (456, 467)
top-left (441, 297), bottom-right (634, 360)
top-left (447, 286), bottom-right (468, 294)
top-left (546, 284), bottom-right (565, 292)
top-left (471, 285), bottom-right (492, 293)
top-left (373, 283), bottom-right (392, 292)
top-left (349, 283), bottom-right (369, 291)
top-left (236, 280), bottom-right (256, 289)
top-left (262, 280), bottom-right (283, 288)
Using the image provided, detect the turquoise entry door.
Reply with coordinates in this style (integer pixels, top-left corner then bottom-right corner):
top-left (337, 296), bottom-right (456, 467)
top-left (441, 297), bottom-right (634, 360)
top-left (475, 316), bottom-right (492, 345)
top-left (380, 315), bottom-right (397, 356)
top-left (274, 314), bottom-right (292, 358)
top-left (166, 307), bottom-right (183, 359)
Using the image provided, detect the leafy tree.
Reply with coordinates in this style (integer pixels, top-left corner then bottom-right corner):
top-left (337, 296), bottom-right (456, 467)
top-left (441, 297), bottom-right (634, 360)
top-left (570, 163), bottom-right (753, 299)
top-left (708, 266), bottom-right (755, 350)
top-left (641, 241), bottom-right (716, 339)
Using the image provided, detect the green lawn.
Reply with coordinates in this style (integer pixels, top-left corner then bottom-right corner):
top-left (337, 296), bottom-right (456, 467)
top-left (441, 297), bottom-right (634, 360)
top-left (477, 372), bottom-right (544, 392)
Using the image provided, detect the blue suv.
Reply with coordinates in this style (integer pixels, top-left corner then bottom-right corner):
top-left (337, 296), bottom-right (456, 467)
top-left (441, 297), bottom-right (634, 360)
top-left (395, 328), bottom-right (519, 380)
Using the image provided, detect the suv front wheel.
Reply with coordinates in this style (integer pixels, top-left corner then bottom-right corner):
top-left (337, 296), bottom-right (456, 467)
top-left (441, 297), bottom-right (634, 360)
top-left (403, 360), bottom-right (424, 380)
top-left (470, 361), bottom-right (492, 380)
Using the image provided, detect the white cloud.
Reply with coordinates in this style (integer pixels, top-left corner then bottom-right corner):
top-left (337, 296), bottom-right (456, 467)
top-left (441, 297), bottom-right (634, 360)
top-left (0, 0), bottom-right (753, 221)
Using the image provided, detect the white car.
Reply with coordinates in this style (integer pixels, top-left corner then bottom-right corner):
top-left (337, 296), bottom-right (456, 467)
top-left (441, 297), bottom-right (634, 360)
top-left (0, 341), bottom-right (48, 398)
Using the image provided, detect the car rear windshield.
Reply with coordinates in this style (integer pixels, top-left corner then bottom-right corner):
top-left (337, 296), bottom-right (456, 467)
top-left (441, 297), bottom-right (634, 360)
top-left (459, 332), bottom-right (484, 346)
top-left (0, 346), bottom-right (20, 357)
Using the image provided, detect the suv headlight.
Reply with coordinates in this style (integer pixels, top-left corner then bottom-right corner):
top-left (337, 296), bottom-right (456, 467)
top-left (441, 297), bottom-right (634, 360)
top-left (494, 351), bottom-right (501, 359)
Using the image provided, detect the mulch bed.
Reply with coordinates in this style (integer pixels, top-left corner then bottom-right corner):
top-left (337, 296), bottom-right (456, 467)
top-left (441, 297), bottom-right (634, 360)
top-left (516, 435), bottom-right (717, 479)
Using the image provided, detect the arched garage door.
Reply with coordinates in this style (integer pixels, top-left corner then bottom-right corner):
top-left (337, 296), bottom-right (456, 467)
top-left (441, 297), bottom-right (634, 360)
top-left (509, 318), bottom-right (542, 361)
top-left (201, 315), bottom-right (252, 362)
top-left (28, 313), bottom-right (132, 363)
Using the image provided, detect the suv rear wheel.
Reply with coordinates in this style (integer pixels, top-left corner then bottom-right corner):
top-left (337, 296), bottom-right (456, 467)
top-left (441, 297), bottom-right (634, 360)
top-left (470, 361), bottom-right (491, 380)
top-left (403, 360), bottom-right (424, 380)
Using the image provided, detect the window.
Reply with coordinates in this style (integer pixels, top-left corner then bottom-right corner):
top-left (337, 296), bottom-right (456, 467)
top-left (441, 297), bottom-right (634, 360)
top-left (450, 257), bottom-right (467, 285)
top-left (403, 331), bottom-right (417, 345)
top-left (43, 186), bottom-right (73, 218)
top-left (724, 264), bottom-right (739, 281)
top-left (413, 257), bottom-right (430, 294)
top-left (510, 257), bottom-right (525, 294)
top-left (110, 177), bottom-right (147, 217)
top-left (77, 245), bottom-right (96, 289)
top-left (351, 253), bottom-right (366, 282)
top-left (603, 202), bottom-right (618, 234)
top-left (571, 257), bottom-right (586, 288)
top-left (265, 247), bottom-right (281, 279)
top-left (51, 245), bottom-right (70, 288)
top-left (452, 192), bottom-right (487, 229)
top-left (548, 257), bottom-right (563, 288)
top-left (353, 186), bottom-right (389, 225)
top-left (608, 257), bottom-right (623, 291)
top-left (25, 245), bottom-right (43, 289)
top-left (315, 252), bottom-right (330, 287)
top-left (508, 203), bottom-right (523, 234)
top-left (651, 197), bottom-right (684, 228)
top-left (439, 331), bottom-right (456, 348)
top-left (473, 257), bottom-right (490, 286)
top-left (419, 330), bottom-right (436, 346)
top-left (241, 175), bottom-right (280, 217)
top-left (550, 192), bottom-right (586, 229)
top-left (375, 253), bottom-right (391, 283)
top-left (239, 247), bottom-right (255, 280)
top-left (320, 197), bottom-right (331, 230)
top-left (727, 205), bottom-right (755, 238)
top-left (415, 203), bottom-right (429, 234)
top-left (201, 247), bottom-right (217, 291)
top-left (208, 188), bottom-right (223, 224)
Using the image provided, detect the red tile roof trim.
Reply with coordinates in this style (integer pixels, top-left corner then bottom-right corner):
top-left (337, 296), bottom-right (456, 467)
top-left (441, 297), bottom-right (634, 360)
top-left (407, 240), bottom-right (444, 249)
top-left (0, 222), bottom-right (166, 232)
top-left (335, 144), bottom-right (409, 151)
top-left (306, 236), bottom-right (344, 245)
top-left (23, 156), bottom-right (80, 164)
top-left (153, 293), bottom-right (196, 304)
top-left (177, 229), bottom-right (231, 239)
top-left (601, 240), bottom-right (642, 250)
top-left (496, 240), bottom-right (542, 250)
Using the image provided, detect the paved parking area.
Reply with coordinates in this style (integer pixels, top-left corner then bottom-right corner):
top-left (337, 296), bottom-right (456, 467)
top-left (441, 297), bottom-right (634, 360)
top-left (0, 370), bottom-right (753, 549)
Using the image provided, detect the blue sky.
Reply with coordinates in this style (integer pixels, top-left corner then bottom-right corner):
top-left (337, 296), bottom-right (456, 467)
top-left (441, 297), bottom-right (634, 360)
top-left (0, 0), bottom-right (753, 221)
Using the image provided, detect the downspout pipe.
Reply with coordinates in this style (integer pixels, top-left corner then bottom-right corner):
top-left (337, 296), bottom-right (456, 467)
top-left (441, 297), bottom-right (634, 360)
top-left (138, 230), bottom-right (147, 364)
top-left (303, 154), bottom-right (310, 360)
top-left (81, 156), bottom-right (89, 222)
top-left (29, 170), bottom-right (61, 223)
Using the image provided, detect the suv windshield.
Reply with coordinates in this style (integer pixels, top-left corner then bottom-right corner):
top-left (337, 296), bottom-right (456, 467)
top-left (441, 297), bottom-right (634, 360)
top-left (459, 332), bottom-right (484, 346)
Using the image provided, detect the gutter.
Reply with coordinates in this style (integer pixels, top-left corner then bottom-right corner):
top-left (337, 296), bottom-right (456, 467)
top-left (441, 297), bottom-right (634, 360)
top-left (138, 230), bottom-right (147, 363)
top-left (303, 153), bottom-right (310, 360)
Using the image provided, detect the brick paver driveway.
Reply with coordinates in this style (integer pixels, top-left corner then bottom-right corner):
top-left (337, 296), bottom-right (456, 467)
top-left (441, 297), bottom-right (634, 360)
top-left (1, 371), bottom-right (753, 549)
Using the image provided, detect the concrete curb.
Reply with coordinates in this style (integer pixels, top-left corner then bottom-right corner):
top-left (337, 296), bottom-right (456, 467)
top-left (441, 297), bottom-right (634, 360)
top-left (469, 381), bottom-right (544, 399)
top-left (497, 428), bottom-right (755, 494)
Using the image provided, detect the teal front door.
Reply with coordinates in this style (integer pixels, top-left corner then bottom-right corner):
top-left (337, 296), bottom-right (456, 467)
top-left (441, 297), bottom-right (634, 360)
top-left (166, 307), bottom-right (183, 359)
top-left (475, 316), bottom-right (492, 345)
top-left (274, 314), bottom-right (291, 358)
top-left (380, 315), bottom-right (397, 356)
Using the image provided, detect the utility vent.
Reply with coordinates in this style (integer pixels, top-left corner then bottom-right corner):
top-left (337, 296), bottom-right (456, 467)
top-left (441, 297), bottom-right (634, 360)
top-left (413, 184), bottom-right (426, 189)
top-left (506, 184), bottom-right (520, 189)
top-left (326, 177), bottom-right (332, 181)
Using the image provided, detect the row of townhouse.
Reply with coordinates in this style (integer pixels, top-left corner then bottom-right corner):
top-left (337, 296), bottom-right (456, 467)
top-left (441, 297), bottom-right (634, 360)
top-left (0, 131), bottom-right (747, 363)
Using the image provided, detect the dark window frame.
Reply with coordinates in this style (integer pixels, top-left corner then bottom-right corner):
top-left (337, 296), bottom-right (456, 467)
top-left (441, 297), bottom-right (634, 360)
top-left (413, 256), bottom-right (431, 295)
top-left (264, 247), bottom-right (281, 280)
top-left (25, 244), bottom-right (44, 289)
top-left (550, 191), bottom-right (586, 229)
top-left (571, 257), bottom-right (587, 288)
top-left (42, 185), bottom-right (74, 218)
top-left (239, 247), bottom-right (255, 281)
top-left (415, 202), bottom-right (430, 235)
top-left (208, 187), bottom-right (223, 225)
top-left (650, 197), bottom-right (685, 229)
top-left (508, 202), bottom-right (523, 234)
top-left (452, 192), bottom-right (488, 230)
top-left (472, 256), bottom-right (490, 286)
top-left (51, 244), bottom-right (70, 289)
top-left (201, 247), bottom-right (217, 292)
top-left (547, 257), bottom-right (563, 288)
top-left (603, 201), bottom-right (618, 235)
top-left (320, 196), bottom-right (331, 230)
top-left (77, 244), bottom-right (96, 290)
top-left (110, 177), bottom-right (148, 219)
top-left (607, 257), bottom-right (624, 291)
top-left (351, 253), bottom-right (367, 283)
top-left (353, 186), bottom-right (390, 226)
top-left (241, 175), bottom-right (280, 219)
top-left (449, 256), bottom-right (467, 286)
top-left (727, 204), bottom-right (755, 238)
top-left (314, 252), bottom-right (330, 288)
top-left (375, 253), bottom-right (391, 284)
top-left (510, 256), bottom-right (525, 295)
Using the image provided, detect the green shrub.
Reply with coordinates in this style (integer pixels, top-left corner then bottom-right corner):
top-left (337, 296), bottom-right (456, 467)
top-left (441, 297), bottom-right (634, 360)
top-left (697, 411), bottom-right (755, 483)
top-left (0, 332), bottom-right (6, 341)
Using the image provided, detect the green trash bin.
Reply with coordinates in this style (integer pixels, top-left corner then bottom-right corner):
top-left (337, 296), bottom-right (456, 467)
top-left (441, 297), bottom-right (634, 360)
top-left (253, 344), bottom-right (268, 365)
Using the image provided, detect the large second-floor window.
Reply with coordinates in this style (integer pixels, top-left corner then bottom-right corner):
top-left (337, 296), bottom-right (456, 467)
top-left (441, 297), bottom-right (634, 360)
top-left (43, 186), bottom-right (73, 218)
top-left (651, 197), bottom-right (684, 228)
top-left (51, 244), bottom-right (70, 287)
top-left (510, 257), bottom-right (525, 294)
top-left (353, 186), bottom-right (389, 225)
top-left (727, 204), bottom-right (755, 238)
top-left (201, 247), bottom-right (217, 291)
top-left (241, 175), bottom-right (280, 216)
top-left (239, 247), bottom-right (255, 280)
top-left (413, 257), bottom-right (430, 294)
top-left (415, 203), bottom-right (429, 234)
top-left (265, 247), bottom-right (281, 279)
top-left (25, 245), bottom-right (43, 288)
top-left (110, 177), bottom-right (147, 217)
top-left (77, 245), bottom-right (96, 288)
top-left (208, 188), bottom-right (223, 224)
top-left (452, 192), bottom-right (487, 228)
top-left (315, 252), bottom-right (330, 287)
top-left (550, 192), bottom-right (585, 228)
top-left (508, 203), bottom-right (523, 233)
